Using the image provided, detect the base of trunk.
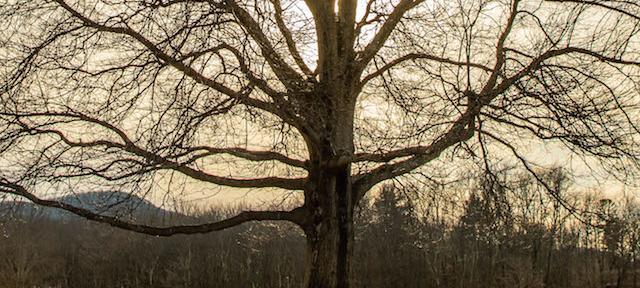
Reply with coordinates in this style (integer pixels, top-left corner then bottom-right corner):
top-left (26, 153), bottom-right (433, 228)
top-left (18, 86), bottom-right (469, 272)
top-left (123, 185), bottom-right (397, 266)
top-left (302, 219), bottom-right (354, 288)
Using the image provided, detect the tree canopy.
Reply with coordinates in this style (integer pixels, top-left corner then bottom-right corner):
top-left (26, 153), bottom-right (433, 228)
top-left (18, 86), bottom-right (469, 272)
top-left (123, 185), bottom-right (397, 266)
top-left (1, 0), bottom-right (639, 287)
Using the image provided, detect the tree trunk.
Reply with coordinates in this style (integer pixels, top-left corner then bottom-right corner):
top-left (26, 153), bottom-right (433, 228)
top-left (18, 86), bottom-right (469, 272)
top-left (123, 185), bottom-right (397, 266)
top-left (298, 79), bottom-right (358, 288)
top-left (301, 164), bottom-right (355, 288)
top-left (302, 216), bottom-right (354, 288)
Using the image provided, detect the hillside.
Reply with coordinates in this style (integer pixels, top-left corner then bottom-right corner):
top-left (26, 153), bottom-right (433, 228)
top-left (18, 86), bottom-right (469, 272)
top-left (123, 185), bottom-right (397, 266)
top-left (0, 191), bottom-right (178, 221)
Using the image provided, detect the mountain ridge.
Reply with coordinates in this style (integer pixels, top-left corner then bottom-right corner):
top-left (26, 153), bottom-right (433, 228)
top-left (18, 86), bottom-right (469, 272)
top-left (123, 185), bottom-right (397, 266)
top-left (0, 191), bottom-right (180, 221)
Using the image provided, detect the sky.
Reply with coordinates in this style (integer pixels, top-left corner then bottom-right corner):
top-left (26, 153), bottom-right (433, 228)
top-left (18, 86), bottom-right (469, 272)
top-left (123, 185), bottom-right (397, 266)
top-left (1, 0), bottom-right (637, 211)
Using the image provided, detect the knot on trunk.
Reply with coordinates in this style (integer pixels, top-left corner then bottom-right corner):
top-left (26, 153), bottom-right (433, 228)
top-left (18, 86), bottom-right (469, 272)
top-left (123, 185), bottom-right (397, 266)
top-left (325, 154), bottom-right (352, 171)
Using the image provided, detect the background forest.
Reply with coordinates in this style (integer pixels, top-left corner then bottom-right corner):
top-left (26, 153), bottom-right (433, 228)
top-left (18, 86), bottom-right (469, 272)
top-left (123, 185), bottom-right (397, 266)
top-left (1, 168), bottom-right (639, 288)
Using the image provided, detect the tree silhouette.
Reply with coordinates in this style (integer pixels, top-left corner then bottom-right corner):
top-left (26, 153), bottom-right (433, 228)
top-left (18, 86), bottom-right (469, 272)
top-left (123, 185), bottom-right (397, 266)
top-left (1, 0), bottom-right (639, 287)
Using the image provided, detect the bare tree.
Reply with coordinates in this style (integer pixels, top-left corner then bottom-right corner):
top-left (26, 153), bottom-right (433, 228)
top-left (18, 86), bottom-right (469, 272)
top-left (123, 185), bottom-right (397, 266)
top-left (0, 0), bottom-right (639, 287)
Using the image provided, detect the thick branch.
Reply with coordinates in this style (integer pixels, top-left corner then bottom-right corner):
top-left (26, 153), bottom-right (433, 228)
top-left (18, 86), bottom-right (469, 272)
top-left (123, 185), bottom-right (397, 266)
top-left (354, 0), bottom-right (378, 37)
top-left (360, 53), bottom-right (493, 87)
top-left (54, 0), bottom-right (243, 97)
top-left (270, 0), bottom-right (314, 76)
top-left (356, 0), bottom-right (424, 71)
top-left (53, 0), bottom-right (319, 145)
top-left (338, 0), bottom-right (359, 56)
top-left (6, 112), bottom-right (307, 190)
top-left (0, 181), bottom-right (302, 236)
top-left (54, 0), bottom-right (282, 110)
top-left (353, 110), bottom-right (476, 198)
top-left (177, 146), bottom-right (307, 169)
top-left (490, 47), bottom-right (640, 98)
top-left (480, 0), bottom-right (520, 94)
top-left (224, 0), bottom-right (306, 89)
top-left (354, 43), bottom-right (639, 198)
top-left (353, 146), bottom-right (434, 163)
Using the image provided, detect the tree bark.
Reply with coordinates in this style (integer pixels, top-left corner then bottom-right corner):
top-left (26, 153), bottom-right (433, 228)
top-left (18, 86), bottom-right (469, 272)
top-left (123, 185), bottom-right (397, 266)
top-left (298, 48), bottom-right (358, 287)
top-left (301, 162), bottom-right (355, 288)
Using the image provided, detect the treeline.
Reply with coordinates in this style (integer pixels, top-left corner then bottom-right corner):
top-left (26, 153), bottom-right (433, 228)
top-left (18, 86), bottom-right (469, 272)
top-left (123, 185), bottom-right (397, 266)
top-left (1, 168), bottom-right (640, 288)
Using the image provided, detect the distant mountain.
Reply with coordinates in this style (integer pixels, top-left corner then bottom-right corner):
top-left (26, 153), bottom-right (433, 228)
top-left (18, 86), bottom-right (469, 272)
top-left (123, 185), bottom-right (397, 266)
top-left (0, 191), bottom-right (182, 222)
top-left (56, 191), bottom-right (159, 215)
